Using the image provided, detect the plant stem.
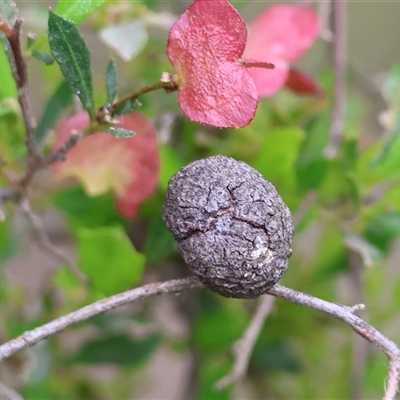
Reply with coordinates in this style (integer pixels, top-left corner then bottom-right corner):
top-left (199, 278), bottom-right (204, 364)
top-left (96, 76), bottom-right (178, 124)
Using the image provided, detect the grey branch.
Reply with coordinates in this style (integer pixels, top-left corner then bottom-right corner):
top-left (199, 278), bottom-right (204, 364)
top-left (0, 277), bottom-right (204, 361)
top-left (0, 381), bottom-right (23, 400)
top-left (0, 278), bottom-right (399, 399)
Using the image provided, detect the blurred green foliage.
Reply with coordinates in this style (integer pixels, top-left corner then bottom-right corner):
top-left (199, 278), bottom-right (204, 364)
top-left (1, 0), bottom-right (400, 399)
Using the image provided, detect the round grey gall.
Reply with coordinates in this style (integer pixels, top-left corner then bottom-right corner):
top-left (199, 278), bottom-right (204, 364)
top-left (162, 155), bottom-right (294, 299)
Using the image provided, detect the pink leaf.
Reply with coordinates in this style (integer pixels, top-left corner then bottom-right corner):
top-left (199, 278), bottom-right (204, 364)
top-left (244, 4), bottom-right (320, 97)
top-left (52, 111), bottom-right (160, 218)
top-left (167, 0), bottom-right (259, 128)
top-left (285, 68), bottom-right (324, 97)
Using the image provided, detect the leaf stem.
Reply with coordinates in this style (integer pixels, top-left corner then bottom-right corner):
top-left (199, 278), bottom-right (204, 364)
top-left (0, 15), bottom-right (13, 37)
top-left (239, 58), bottom-right (275, 70)
top-left (96, 74), bottom-right (178, 124)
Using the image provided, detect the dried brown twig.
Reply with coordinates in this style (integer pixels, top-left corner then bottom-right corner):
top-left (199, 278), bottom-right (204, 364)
top-left (0, 278), bottom-right (399, 399)
top-left (0, 17), bottom-right (82, 202)
top-left (0, 16), bottom-right (83, 279)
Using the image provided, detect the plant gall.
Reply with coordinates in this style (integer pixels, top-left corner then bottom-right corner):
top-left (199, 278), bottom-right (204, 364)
top-left (162, 155), bottom-right (294, 299)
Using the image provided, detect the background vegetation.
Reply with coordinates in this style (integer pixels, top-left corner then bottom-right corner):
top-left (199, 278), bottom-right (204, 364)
top-left (1, 1), bottom-right (400, 399)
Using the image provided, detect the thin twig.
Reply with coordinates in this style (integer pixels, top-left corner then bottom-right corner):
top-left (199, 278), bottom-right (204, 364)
top-left (96, 76), bottom-right (178, 124)
top-left (324, 0), bottom-right (347, 158)
top-left (1, 17), bottom-right (43, 200)
top-left (292, 191), bottom-right (317, 227)
top-left (6, 19), bottom-right (41, 167)
top-left (0, 277), bottom-right (203, 361)
top-left (215, 295), bottom-right (275, 390)
top-left (45, 131), bottom-right (83, 165)
top-left (0, 381), bottom-right (23, 400)
top-left (0, 278), bottom-right (399, 398)
top-left (19, 200), bottom-right (88, 283)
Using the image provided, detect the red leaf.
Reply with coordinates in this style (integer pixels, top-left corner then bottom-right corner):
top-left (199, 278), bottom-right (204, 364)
top-left (285, 68), bottom-right (324, 97)
top-left (167, 0), bottom-right (259, 128)
top-left (52, 111), bottom-right (160, 218)
top-left (243, 5), bottom-right (320, 97)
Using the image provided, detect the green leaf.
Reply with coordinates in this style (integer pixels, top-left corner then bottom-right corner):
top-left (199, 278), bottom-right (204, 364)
top-left (114, 98), bottom-right (140, 117)
top-left (71, 333), bottom-right (161, 366)
top-left (99, 19), bottom-right (148, 61)
top-left (32, 50), bottom-right (54, 65)
top-left (53, 267), bottom-right (82, 289)
top-left (253, 126), bottom-right (304, 205)
top-left (106, 59), bottom-right (118, 104)
top-left (198, 356), bottom-right (232, 400)
top-left (250, 340), bottom-right (302, 372)
top-left (107, 127), bottom-right (135, 139)
top-left (296, 113), bottom-right (330, 190)
top-left (0, 45), bottom-right (17, 100)
top-left (371, 134), bottom-right (400, 180)
top-left (56, 0), bottom-right (106, 25)
top-left (364, 211), bottom-right (400, 252)
top-left (369, 212), bottom-right (400, 238)
top-left (194, 309), bottom-right (248, 353)
top-left (254, 127), bottom-right (303, 179)
top-left (0, 218), bottom-right (18, 267)
top-left (51, 186), bottom-right (122, 228)
top-left (144, 215), bottom-right (176, 264)
top-left (48, 11), bottom-right (94, 116)
top-left (158, 144), bottom-right (187, 191)
top-left (76, 225), bottom-right (145, 296)
top-left (36, 80), bottom-right (74, 143)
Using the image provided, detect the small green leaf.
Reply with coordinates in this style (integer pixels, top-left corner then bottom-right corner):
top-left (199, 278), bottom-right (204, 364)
top-left (48, 11), bottom-right (94, 116)
top-left (107, 127), bottom-right (136, 139)
top-left (369, 212), bottom-right (400, 238)
top-left (32, 50), bottom-right (54, 65)
top-left (36, 80), bottom-right (74, 143)
top-left (364, 211), bottom-right (400, 252)
top-left (71, 333), bottom-right (161, 366)
top-left (76, 225), bottom-right (145, 296)
top-left (56, 0), bottom-right (106, 25)
top-left (106, 59), bottom-right (118, 104)
top-left (114, 99), bottom-right (141, 116)
top-left (27, 34), bottom-right (36, 49)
